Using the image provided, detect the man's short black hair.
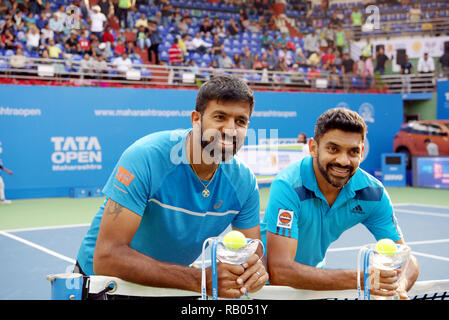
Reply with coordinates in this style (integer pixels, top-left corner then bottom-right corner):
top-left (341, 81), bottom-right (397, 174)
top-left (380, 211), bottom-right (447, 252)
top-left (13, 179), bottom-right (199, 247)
top-left (314, 107), bottom-right (367, 142)
top-left (195, 74), bottom-right (255, 115)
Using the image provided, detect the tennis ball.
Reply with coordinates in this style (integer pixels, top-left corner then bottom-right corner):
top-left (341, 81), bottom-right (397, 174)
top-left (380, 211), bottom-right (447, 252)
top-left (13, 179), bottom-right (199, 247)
top-left (375, 238), bottom-right (397, 256)
top-left (222, 230), bottom-right (247, 251)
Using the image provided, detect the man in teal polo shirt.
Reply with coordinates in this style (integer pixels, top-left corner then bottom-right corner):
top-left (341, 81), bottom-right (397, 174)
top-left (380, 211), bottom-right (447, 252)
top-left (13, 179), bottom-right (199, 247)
top-left (262, 108), bottom-right (419, 299)
top-left (76, 74), bottom-right (268, 299)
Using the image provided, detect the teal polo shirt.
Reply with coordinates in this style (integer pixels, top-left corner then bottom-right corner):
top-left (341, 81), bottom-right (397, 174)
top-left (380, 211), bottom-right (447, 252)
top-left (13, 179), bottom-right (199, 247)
top-left (261, 156), bottom-right (402, 268)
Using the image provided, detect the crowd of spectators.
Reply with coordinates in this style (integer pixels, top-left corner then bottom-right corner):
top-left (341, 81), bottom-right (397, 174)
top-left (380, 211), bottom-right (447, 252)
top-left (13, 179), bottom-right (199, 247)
top-left (0, 0), bottom-right (448, 90)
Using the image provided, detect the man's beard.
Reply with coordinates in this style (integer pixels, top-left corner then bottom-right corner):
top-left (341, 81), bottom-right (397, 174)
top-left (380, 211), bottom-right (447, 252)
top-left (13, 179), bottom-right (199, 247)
top-left (316, 153), bottom-right (356, 189)
top-left (199, 122), bottom-right (240, 163)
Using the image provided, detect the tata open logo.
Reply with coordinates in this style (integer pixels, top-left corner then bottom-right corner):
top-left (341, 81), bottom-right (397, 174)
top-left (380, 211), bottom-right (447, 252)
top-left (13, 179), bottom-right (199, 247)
top-left (50, 136), bottom-right (102, 171)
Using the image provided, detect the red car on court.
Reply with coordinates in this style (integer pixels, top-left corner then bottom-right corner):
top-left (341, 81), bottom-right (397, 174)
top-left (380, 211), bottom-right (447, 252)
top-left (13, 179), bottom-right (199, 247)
top-left (393, 120), bottom-right (449, 168)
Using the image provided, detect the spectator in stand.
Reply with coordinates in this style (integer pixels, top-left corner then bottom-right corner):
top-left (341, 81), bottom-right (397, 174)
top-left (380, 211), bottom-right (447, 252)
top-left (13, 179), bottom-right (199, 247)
top-left (48, 38), bottom-right (63, 58)
top-left (334, 51), bottom-right (342, 70)
top-left (78, 32), bottom-right (91, 55)
top-left (401, 54), bottom-right (413, 94)
top-left (178, 33), bottom-right (189, 56)
top-left (168, 38), bottom-right (183, 66)
top-left (86, 4), bottom-right (107, 40)
top-left (417, 52), bottom-right (435, 73)
top-left (277, 56), bottom-right (288, 72)
top-left (238, 8), bottom-right (249, 32)
top-left (330, 11), bottom-right (342, 28)
top-left (374, 47), bottom-right (389, 75)
top-left (36, 12), bottom-right (49, 30)
top-left (354, 55), bottom-right (366, 89)
top-left (125, 41), bottom-right (139, 60)
top-left (351, 7), bottom-right (362, 41)
top-left (102, 26), bottom-right (115, 44)
top-left (65, 30), bottom-right (79, 54)
top-left (329, 65), bottom-right (340, 89)
top-left (361, 38), bottom-right (373, 59)
top-left (233, 53), bottom-right (242, 69)
top-left (266, 46), bottom-right (278, 71)
top-left (217, 50), bottom-right (234, 69)
top-left (227, 18), bottom-right (239, 37)
top-left (365, 55), bottom-right (374, 89)
top-left (26, 25), bottom-right (40, 53)
top-left (41, 24), bottom-right (55, 41)
top-left (160, 2), bottom-right (172, 27)
top-left (241, 49), bottom-right (254, 70)
top-left (321, 47), bottom-right (335, 66)
top-left (136, 25), bottom-right (150, 49)
top-left (98, 0), bottom-right (114, 19)
top-left (307, 66), bottom-right (321, 88)
top-left (210, 34), bottom-right (223, 58)
top-left (440, 50), bottom-right (449, 74)
top-left (113, 51), bottom-right (132, 73)
top-left (191, 32), bottom-right (211, 54)
top-left (49, 12), bottom-right (64, 42)
top-left (176, 17), bottom-right (189, 35)
top-left (114, 39), bottom-right (126, 56)
top-left (147, 19), bottom-right (161, 64)
top-left (200, 16), bottom-right (213, 36)
top-left (304, 29), bottom-right (319, 57)
top-left (213, 19), bottom-right (226, 39)
top-left (1, 28), bottom-right (16, 50)
top-left (335, 25), bottom-right (345, 55)
top-left (409, 3), bottom-right (421, 23)
top-left (307, 50), bottom-right (322, 68)
top-left (247, 20), bottom-right (261, 34)
top-left (116, 0), bottom-right (135, 29)
top-left (92, 54), bottom-right (109, 75)
top-left (135, 13), bottom-right (148, 29)
top-left (341, 52), bottom-right (355, 92)
top-left (294, 47), bottom-right (307, 67)
top-left (253, 53), bottom-right (267, 71)
top-left (9, 46), bottom-right (27, 69)
top-left (260, 30), bottom-right (271, 49)
top-left (80, 52), bottom-right (94, 74)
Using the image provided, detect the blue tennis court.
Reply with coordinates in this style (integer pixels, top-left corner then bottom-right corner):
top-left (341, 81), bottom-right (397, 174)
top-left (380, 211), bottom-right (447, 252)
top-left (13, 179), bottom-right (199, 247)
top-left (1, 203), bottom-right (448, 300)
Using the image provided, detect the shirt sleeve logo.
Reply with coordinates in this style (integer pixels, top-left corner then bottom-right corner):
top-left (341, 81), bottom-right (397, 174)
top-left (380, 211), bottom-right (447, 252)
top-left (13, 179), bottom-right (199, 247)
top-left (277, 209), bottom-right (294, 229)
top-left (115, 166), bottom-right (135, 186)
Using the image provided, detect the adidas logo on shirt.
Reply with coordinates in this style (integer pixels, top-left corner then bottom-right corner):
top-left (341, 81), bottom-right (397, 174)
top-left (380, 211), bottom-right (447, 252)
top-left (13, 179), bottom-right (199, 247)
top-left (351, 204), bottom-right (365, 214)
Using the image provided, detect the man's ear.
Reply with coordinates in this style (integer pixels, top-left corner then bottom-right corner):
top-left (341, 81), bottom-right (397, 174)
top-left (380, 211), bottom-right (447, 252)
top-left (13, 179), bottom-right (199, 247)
top-left (309, 138), bottom-right (318, 158)
top-left (191, 110), bottom-right (201, 129)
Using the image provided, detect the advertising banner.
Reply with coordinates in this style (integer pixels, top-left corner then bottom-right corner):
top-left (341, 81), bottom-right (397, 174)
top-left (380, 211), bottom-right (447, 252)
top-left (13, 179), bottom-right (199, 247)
top-left (0, 85), bottom-right (403, 199)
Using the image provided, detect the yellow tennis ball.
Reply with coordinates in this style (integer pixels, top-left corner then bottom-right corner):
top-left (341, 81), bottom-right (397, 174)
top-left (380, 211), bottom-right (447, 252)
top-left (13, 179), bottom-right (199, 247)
top-left (222, 230), bottom-right (247, 251)
top-left (375, 239), bottom-right (397, 256)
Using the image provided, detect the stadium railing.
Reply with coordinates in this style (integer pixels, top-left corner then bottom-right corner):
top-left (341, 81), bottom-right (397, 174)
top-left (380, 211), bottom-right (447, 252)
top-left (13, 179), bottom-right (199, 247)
top-left (1, 56), bottom-right (447, 93)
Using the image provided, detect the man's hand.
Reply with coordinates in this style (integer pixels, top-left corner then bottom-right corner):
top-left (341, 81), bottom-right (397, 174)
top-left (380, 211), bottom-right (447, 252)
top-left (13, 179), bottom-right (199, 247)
top-left (206, 253), bottom-right (268, 298)
top-left (237, 253), bottom-right (268, 294)
top-left (369, 268), bottom-right (402, 298)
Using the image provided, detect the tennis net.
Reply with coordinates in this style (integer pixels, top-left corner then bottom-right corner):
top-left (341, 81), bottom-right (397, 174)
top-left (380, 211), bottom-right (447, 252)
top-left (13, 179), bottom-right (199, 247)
top-left (62, 275), bottom-right (449, 300)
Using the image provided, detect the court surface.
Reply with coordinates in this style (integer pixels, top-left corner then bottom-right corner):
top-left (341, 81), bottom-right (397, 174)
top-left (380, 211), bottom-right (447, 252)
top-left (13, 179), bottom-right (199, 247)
top-left (0, 203), bottom-right (448, 300)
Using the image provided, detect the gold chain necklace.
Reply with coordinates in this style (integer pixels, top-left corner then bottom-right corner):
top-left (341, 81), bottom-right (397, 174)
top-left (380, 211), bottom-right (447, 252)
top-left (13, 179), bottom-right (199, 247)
top-left (190, 164), bottom-right (217, 198)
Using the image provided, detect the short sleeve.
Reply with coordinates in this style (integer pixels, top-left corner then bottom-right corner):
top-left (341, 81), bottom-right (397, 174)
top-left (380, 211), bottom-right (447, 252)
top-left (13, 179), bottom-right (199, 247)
top-left (263, 179), bottom-right (300, 239)
top-left (231, 176), bottom-right (260, 230)
top-left (102, 144), bottom-right (151, 216)
top-left (362, 189), bottom-right (403, 241)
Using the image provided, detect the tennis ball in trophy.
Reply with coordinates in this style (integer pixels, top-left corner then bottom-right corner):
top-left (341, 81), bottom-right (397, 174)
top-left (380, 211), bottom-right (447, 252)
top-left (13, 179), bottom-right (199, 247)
top-left (375, 238), bottom-right (397, 256)
top-left (222, 230), bottom-right (247, 251)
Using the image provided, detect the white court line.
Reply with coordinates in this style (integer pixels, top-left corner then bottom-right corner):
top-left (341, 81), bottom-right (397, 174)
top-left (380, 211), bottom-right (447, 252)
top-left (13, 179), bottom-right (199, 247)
top-left (411, 251), bottom-right (449, 262)
top-left (0, 223), bottom-right (90, 233)
top-left (329, 238), bottom-right (449, 262)
top-left (394, 203), bottom-right (449, 210)
top-left (394, 208), bottom-right (449, 218)
top-left (0, 231), bottom-right (76, 264)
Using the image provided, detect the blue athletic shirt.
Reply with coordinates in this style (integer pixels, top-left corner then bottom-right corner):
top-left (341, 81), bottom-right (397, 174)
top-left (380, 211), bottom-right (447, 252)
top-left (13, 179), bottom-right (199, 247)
top-left (261, 156), bottom-right (402, 268)
top-left (77, 129), bottom-right (260, 275)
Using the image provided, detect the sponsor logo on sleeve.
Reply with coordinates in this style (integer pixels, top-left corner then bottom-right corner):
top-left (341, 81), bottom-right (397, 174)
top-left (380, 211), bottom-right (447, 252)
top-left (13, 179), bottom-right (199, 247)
top-left (277, 209), bottom-right (294, 229)
top-left (115, 166), bottom-right (135, 186)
